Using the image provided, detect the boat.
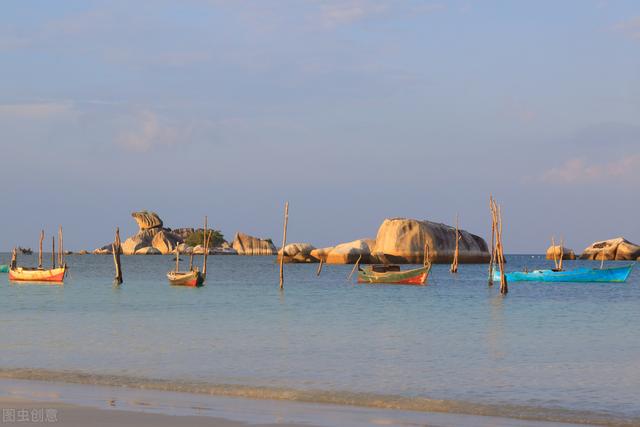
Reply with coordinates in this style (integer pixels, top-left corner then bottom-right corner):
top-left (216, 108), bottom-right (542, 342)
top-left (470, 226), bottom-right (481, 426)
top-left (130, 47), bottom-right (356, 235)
top-left (491, 264), bottom-right (634, 283)
top-left (0, 265), bottom-right (8, 273)
top-left (167, 216), bottom-right (210, 287)
top-left (167, 269), bottom-right (204, 287)
top-left (357, 264), bottom-right (431, 285)
top-left (8, 229), bottom-right (68, 283)
top-left (9, 266), bottom-right (67, 283)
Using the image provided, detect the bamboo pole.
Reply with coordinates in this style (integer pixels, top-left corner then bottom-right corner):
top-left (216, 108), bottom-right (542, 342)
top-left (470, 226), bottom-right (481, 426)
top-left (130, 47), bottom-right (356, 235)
top-left (58, 226), bottom-right (63, 266)
top-left (189, 253), bottom-right (194, 271)
top-left (347, 254), bottom-right (362, 281)
top-left (10, 247), bottom-right (17, 269)
top-left (51, 236), bottom-right (56, 269)
top-left (175, 246), bottom-right (180, 272)
top-left (38, 230), bottom-right (44, 269)
top-left (450, 214), bottom-right (459, 273)
top-left (113, 227), bottom-right (123, 285)
top-left (559, 238), bottom-right (564, 271)
top-left (496, 204), bottom-right (507, 295)
top-left (551, 236), bottom-right (558, 270)
top-left (424, 240), bottom-right (430, 267)
top-left (316, 258), bottom-right (324, 277)
top-left (488, 196), bottom-right (496, 286)
top-left (202, 216), bottom-right (209, 278)
top-left (279, 202), bottom-right (289, 289)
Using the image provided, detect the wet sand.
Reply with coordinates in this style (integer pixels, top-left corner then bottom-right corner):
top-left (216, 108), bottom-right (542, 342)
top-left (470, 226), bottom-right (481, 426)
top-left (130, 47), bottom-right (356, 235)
top-left (0, 379), bottom-right (600, 427)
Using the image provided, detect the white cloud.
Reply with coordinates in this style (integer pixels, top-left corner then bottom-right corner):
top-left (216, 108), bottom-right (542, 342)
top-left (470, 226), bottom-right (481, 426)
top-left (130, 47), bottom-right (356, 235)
top-left (541, 154), bottom-right (640, 183)
top-left (613, 16), bottom-right (640, 40)
top-left (0, 102), bottom-right (76, 119)
top-left (115, 111), bottom-right (185, 152)
top-left (320, 0), bottom-right (389, 27)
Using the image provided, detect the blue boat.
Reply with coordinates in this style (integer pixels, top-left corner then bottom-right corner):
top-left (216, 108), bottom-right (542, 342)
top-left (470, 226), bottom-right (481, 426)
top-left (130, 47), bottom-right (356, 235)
top-left (0, 265), bottom-right (8, 273)
top-left (492, 264), bottom-right (634, 283)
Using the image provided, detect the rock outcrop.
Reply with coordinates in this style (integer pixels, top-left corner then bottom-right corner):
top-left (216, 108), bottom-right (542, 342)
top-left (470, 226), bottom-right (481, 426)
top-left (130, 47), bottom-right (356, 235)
top-left (545, 245), bottom-right (576, 260)
top-left (131, 211), bottom-right (163, 230)
top-left (232, 232), bottom-right (277, 255)
top-left (135, 247), bottom-right (161, 255)
top-left (323, 239), bottom-right (375, 264)
top-left (278, 243), bottom-right (317, 263)
top-left (579, 237), bottom-right (640, 261)
top-left (93, 244), bottom-right (112, 255)
top-left (122, 233), bottom-right (152, 255)
top-left (151, 230), bottom-right (182, 255)
top-left (371, 218), bottom-right (490, 264)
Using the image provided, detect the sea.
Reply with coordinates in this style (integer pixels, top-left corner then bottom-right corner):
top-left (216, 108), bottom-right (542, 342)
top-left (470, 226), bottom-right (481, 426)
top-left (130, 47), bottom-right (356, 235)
top-left (0, 253), bottom-right (638, 426)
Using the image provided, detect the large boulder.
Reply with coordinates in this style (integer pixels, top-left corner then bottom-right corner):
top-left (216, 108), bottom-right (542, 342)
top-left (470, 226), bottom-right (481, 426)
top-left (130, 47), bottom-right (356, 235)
top-left (278, 243), bottom-right (317, 263)
top-left (131, 210), bottom-right (163, 230)
top-left (135, 246), bottom-right (161, 255)
top-left (93, 244), bottom-right (113, 255)
top-left (310, 247), bottom-right (333, 261)
top-left (324, 239), bottom-right (375, 264)
top-left (232, 232), bottom-right (277, 255)
top-left (151, 230), bottom-right (182, 254)
top-left (371, 218), bottom-right (490, 264)
top-left (122, 232), bottom-right (153, 255)
top-left (545, 245), bottom-right (576, 260)
top-left (580, 237), bottom-right (640, 260)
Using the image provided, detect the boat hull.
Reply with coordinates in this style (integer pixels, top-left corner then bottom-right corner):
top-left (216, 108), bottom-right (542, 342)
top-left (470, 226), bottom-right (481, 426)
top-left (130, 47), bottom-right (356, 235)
top-left (357, 266), bottom-right (430, 285)
top-left (9, 267), bottom-right (66, 283)
top-left (492, 264), bottom-right (634, 283)
top-left (167, 271), bottom-right (204, 287)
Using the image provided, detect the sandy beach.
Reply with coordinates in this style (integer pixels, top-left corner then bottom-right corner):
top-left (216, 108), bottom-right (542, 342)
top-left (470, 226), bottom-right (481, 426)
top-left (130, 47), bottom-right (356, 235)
top-left (0, 379), bottom-right (607, 427)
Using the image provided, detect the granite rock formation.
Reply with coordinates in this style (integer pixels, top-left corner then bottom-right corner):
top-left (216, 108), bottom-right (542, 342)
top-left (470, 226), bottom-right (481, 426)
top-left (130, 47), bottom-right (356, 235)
top-left (545, 245), bottom-right (576, 260)
top-left (278, 243), bottom-right (317, 263)
top-left (371, 218), bottom-right (490, 264)
top-left (579, 237), bottom-right (640, 261)
top-left (232, 232), bottom-right (277, 255)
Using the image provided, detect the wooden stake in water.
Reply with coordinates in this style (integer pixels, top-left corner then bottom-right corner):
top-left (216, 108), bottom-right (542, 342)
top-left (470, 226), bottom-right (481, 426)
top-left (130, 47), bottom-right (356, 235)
top-left (202, 216), bottom-right (209, 279)
top-left (488, 196), bottom-right (496, 286)
top-left (112, 227), bottom-right (123, 285)
top-left (279, 202), bottom-right (289, 290)
top-left (347, 254), bottom-right (362, 281)
top-left (316, 258), bottom-right (324, 277)
top-left (450, 214), bottom-right (460, 274)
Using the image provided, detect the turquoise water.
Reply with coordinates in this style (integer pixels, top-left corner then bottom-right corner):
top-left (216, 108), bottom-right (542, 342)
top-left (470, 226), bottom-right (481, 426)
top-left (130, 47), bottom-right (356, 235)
top-left (0, 254), bottom-right (638, 425)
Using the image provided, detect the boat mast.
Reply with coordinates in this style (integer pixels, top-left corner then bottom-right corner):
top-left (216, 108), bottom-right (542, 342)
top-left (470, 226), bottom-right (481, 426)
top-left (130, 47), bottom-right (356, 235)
top-left (175, 246), bottom-right (180, 272)
top-left (38, 230), bottom-right (44, 269)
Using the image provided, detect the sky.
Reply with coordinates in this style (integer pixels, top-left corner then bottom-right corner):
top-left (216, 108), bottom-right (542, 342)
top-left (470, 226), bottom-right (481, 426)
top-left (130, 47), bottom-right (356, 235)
top-left (0, 0), bottom-right (639, 253)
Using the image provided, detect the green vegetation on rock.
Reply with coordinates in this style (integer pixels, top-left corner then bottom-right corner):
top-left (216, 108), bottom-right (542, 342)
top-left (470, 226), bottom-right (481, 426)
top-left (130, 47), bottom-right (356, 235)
top-left (185, 229), bottom-right (225, 248)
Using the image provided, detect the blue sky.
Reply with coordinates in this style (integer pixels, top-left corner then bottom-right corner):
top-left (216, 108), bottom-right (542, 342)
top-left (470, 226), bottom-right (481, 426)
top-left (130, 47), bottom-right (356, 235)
top-left (0, 0), bottom-right (638, 252)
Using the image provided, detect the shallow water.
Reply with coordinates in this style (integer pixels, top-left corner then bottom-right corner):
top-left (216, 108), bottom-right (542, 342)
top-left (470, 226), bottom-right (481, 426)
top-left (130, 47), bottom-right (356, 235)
top-left (0, 254), bottom-right (638, 425)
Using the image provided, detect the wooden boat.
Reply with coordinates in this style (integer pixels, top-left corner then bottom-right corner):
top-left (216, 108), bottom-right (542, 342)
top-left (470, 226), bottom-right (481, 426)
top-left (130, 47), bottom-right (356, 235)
top-left (491, 264), bottom-right (634, 283)
top-left (0, 264), bottom-right (8, 273)
top-left (167, 216), bottom-right (210, 287)
top-left (167, 269), bottom-right (204, 287)
top-left (357, 264), bottom-right (431, 285)
top-left (9, 266), bottom-right (66, 283)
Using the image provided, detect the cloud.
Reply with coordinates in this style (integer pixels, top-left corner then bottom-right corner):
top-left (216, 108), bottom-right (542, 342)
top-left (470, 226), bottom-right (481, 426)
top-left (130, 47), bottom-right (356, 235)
top-left (541, 154), bottom-right (640, 183)
top-left (0, 102), bottom-right (76, 119)
top-left (115, 111), bottom-right (187, 152)
top-left (613, 16), bottom-right (640, 40)
top-left (320, 0), bottom-right (389, 27)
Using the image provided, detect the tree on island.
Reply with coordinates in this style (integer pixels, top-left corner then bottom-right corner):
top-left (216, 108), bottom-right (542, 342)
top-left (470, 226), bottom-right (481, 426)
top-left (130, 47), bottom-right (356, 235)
top-left (185, 229), bottom-right (225, 248)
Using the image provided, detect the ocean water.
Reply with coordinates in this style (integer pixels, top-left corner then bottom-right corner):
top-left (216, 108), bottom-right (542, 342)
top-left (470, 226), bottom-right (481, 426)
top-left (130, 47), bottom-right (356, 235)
top-left (0, 253), bottom-right (638, 425)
